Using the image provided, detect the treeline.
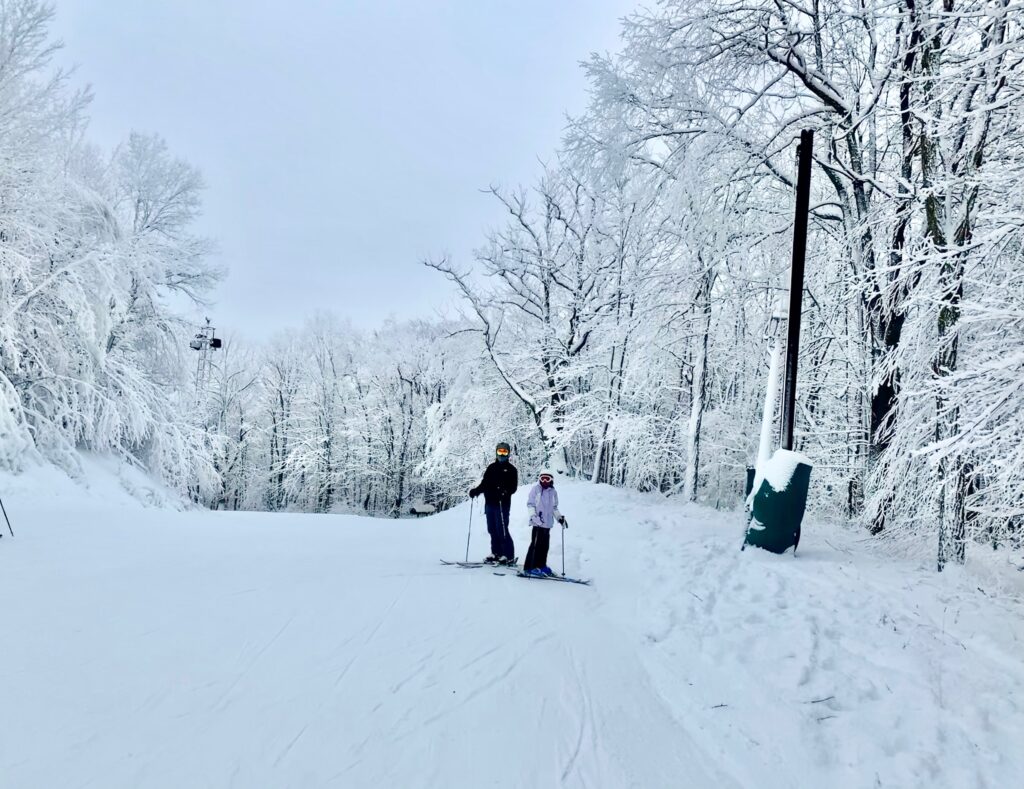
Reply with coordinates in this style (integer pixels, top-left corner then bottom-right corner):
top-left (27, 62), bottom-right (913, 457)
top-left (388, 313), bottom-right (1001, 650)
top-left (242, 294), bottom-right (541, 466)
top-left (3, 1), bottom-right (1022, 569)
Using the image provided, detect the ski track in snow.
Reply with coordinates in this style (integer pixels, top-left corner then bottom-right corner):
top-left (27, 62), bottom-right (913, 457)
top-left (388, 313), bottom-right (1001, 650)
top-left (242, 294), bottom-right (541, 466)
top-left (1, 469), bottom-right (1023, 788)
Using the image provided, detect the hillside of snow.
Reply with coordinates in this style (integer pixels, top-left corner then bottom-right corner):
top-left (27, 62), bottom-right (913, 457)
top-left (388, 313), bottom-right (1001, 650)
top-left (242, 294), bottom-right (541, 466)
top-left (2, 461), bottom-right (1023, 788)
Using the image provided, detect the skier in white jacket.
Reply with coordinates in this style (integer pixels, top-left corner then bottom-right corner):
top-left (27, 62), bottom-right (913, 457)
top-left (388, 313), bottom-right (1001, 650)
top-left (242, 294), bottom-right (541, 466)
top-left (523, 471), bottom-right (568, 577)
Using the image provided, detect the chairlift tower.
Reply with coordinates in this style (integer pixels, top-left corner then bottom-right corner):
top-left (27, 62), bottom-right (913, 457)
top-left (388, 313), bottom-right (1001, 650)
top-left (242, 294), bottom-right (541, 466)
top-left (189, 318), bottom-right (222, 406)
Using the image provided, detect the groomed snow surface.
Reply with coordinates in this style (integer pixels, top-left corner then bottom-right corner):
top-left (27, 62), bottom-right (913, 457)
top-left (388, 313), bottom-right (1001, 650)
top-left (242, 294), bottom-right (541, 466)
top-left (2, 460), bottom-right (1023, 789)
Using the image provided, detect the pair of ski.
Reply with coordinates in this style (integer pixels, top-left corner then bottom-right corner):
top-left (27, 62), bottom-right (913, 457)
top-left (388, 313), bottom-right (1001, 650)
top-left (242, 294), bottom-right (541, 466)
top-left (440, 559), bottom-right (517, 570)
top-left (439, 559), bottom-right (591, 586)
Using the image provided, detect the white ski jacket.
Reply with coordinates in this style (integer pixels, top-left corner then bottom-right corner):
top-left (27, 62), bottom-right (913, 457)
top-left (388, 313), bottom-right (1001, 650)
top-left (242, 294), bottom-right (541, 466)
top-left (527, 484), bottom-right (561, 529)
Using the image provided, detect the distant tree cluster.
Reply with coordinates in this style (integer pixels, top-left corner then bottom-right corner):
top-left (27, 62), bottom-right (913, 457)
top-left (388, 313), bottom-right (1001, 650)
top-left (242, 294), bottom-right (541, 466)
top-left (4, 1), bottom-right (1022, 569)
top-left (198, 316), bottom-right (537, 517)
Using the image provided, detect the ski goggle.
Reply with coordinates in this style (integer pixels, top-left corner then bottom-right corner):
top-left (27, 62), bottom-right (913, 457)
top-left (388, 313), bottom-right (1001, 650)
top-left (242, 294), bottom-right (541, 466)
top-left (496, 447), bottom-right (510, 456)
top-left (539, 474), bottom-right (553, 483)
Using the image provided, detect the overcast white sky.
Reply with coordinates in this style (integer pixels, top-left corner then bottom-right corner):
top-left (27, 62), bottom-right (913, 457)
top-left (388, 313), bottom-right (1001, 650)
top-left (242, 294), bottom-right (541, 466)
top-left (51, 1), bottom-right (636, 339)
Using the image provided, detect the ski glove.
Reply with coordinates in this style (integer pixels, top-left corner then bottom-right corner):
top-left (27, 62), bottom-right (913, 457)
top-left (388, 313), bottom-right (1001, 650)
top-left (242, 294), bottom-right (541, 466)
top-left (469, 487), bottom-right (480, 498)
top-left (558, 515), bottom-right (568, 528)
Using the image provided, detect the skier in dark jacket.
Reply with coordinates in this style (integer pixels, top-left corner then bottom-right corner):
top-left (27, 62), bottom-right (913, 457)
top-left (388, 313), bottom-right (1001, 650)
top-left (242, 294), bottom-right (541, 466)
top-left (469, 442), bottom-right (518, 565)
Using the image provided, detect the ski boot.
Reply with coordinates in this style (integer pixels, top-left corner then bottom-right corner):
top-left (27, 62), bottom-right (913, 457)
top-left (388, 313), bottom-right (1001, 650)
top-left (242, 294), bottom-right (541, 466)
top-left (483, 555), bottom-right (498, 565)
top-left (539, 567), bottom-right (555, 577)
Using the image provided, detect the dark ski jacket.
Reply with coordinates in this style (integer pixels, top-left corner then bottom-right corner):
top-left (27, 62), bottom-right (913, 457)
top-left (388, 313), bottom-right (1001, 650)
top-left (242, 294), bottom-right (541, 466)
top-left (470, 461), bottom-right (518, 507)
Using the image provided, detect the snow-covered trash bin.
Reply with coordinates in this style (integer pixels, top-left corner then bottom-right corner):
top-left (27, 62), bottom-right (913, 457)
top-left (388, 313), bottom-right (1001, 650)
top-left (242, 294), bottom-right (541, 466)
top-left (744, 449), bottom-right (812, 554)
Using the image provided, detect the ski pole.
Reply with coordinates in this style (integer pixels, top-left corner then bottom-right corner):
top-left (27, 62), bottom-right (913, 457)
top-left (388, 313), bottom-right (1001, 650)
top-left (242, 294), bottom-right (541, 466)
top-left (561, 519), bottom-right (565, 576)
top-left (464, 499), bottom-right (474, 563)
top-left (500, 505), bottom-right (511, 562)
top-left (0, 493), bottom-right (12, 537)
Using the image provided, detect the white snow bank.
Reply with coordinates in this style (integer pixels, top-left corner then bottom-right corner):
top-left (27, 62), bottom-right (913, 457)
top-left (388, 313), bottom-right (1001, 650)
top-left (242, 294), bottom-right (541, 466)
top-left (1, 463), bottom-right (1022, 788)
top-left (0, 453), bottom-right (186, 517)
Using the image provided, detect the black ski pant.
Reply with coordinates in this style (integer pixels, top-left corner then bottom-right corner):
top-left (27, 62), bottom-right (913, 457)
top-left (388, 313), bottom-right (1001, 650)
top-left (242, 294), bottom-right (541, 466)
top-left (523, 526), bottom-right (551, 572)
top-left (484, 502), bottom-right (514, 560)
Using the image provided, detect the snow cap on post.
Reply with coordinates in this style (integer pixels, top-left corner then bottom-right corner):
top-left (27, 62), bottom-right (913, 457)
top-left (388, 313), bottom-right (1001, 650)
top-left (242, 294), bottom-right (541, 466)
top-left (744, 449), bottom-right (812, 555)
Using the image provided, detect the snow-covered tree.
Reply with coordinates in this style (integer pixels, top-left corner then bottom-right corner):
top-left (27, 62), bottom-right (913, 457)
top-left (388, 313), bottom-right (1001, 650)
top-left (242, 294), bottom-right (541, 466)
top-left (0, 1), bottom-right (220, 496)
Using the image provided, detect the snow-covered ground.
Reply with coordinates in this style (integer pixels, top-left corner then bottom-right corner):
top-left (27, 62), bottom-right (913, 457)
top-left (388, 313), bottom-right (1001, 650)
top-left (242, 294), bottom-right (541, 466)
top-left (2, 461), bottom-right (1023, 788)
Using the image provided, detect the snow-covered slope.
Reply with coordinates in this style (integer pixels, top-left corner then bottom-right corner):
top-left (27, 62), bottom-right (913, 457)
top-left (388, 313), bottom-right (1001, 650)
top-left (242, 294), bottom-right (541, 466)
top-left (2, 464), bottom-right (1023, 788)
